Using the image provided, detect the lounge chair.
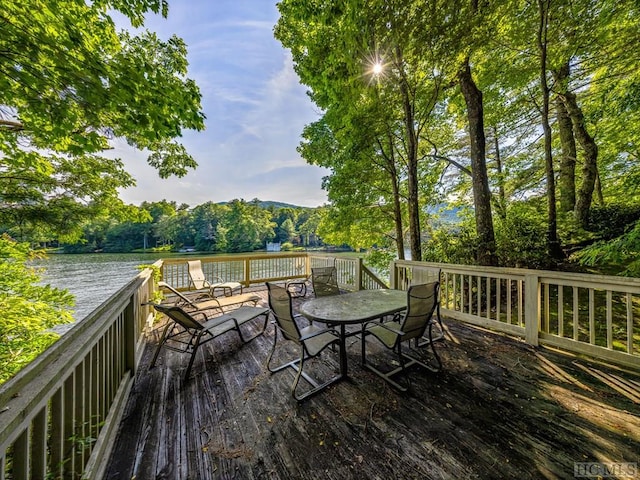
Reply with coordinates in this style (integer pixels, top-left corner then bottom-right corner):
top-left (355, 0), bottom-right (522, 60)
top-left (361, 281), bottom-right (443, 392)
top-left (265, 282), bottom-right (341, 401)
top-left (187, 259), bottom-right (242, 297)
top-left (158, 281), bottom-right (260, 313)
top-left (148, 302), bottom-right (269, 380)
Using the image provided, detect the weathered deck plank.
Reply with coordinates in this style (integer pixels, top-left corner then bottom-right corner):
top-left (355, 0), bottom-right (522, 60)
top-left (105, 286), bottom-right (640, 480)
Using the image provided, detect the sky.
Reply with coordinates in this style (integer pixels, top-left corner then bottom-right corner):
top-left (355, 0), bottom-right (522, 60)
top-left (111, 1), bottom-right (329, 208)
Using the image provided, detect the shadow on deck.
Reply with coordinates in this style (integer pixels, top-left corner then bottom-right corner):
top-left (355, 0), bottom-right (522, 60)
top-left (105, 285), bottom-right (640, 480)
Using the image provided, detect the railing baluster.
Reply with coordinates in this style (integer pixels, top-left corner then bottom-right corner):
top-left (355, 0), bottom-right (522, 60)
top-left (627, 293), bottom-right (633, 354)
top-left (543, 283), bottom-right (550, 333)
top-left (74, 361), bottom-right (85, 470)
top-left (496, 277), bottom-right (501, 323)
top-left (11, 427), bottom-right (28, 480)
top-left (50, 389), bottom-right (64, 479)
top-left (486, 277), bottom-right (491, 321)
top-left (589, 288), bottom-right (595, 345)
top-left (507, 278), bottom-right (512, 325)
top-left (63, 373), bottom-right (75, 477)
top-left (32, 406), bottom-right (47, 480)
top-left (573, 287), bottom-right (579, 341)
top-left (606, 290), bottom-right (613, 349)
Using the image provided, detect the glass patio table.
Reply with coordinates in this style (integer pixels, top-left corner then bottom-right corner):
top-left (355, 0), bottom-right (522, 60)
top-left (299, 289), bottom-right (407, 378)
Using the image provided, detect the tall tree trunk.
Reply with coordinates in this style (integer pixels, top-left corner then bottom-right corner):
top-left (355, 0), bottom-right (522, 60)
top-left (562, 90), bottom-right (599, 228)
top-left (595, 170), bottom-right (604, 205)
top-left (553, 61), bottom-right (577, 213)
top-left (396, 47), bottom-right (422, 261)
top-left (385, 133), bottom-right (405, 260)
top-left (458, 59), bottom-right (498, 266)
top-left (493, 125), bottom-right (506, 220)
top-left (555, 94), bottom-right (577, 212)
top-left (537, 0), bottom-right (563, 260)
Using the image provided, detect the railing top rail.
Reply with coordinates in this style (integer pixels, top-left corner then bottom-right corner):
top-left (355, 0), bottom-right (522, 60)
top-left (395, 260), bottom-right (640, 289)
top-left (0, 268), bottom-right (153, 449)
top-left (161, 252), bottom-right (309, 265)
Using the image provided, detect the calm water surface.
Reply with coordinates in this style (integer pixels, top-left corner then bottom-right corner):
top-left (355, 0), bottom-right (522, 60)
top-left (32, 252), bottom-right (171, 321)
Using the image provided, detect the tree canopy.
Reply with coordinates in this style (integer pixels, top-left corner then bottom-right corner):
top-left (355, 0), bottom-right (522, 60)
top-left (275, 0), bottom-right (640, 270)
top-left (0, 0), bottom-right (205, 384)
top-left (0, 0), bottom-right (205, 241)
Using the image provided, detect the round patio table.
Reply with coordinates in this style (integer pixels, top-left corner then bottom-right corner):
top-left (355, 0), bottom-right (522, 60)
top-left (300, 289), bottom-right (407, 378)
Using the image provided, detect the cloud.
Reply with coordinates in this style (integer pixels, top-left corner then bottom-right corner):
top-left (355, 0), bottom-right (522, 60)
top-left (114, 1), bottom-right (329, 208)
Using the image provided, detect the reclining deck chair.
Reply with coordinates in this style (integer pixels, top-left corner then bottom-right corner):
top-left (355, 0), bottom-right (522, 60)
top-left (158, 281), bottom-right (260, 313)
top-left (361, 282), bottom-right (443, 392)
top-left (149, 302), bottom-right (269, 380)
top-left (187, 259), bottom-right (242, 297)
top-left (266, 282), bottom-right (341, 401)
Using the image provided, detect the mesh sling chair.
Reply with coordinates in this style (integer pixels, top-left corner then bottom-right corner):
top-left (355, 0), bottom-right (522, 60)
top-left (187, 259), bottom-right (242, 297)
top-left (361, 282), bottom-right (443, 392)
top-left (158, 281), bottom-right (260, 313)
top-left (284, 257), bottom-right (310, 298)
top-left (265, 282), bottom-right (341, 401)
top-left (311, 265), bottom-right (340, 298)
top-left (149, 302), bottom-right (269, 380)
top-left (407, 268), bottom-right (445, 344)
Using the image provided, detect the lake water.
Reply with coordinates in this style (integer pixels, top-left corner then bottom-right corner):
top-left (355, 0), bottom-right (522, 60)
top-left (31, 252), bottom-right (171, 321)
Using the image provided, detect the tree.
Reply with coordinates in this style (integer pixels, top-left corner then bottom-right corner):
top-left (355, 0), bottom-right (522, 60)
top-left (0, 0), bottom-right (205, 240)
top-left (225, 199), bottom-right (275, 252)
top-left (276, 0), bottom-right (448, 261)
top-left (0, 0), bottom-right (204, 380)
top-left (279, 218), bottom-right (297, 244)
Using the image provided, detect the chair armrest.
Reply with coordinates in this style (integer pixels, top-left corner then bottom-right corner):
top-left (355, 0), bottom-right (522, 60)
top-left (364, 321), bottom-right (404, 336)
top-left (299, 328), bottom-right (338, 342)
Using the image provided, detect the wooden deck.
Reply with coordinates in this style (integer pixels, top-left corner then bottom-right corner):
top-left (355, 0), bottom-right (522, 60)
top-left (104, 285), bottom-right (640, 480)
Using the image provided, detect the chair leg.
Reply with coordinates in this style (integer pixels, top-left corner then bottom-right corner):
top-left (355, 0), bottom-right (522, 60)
top-left (291, 350), bottom-right (306, 399)
top-left (150, 322), bottom-right (174, 369)
top-left (235, 311), bottom-right (270, 344)
top-left (426, 322), bottom-right (442, 371)
top-left (183, 331), bottom-right (206, 381)
top-left (266, 325), bottom-right (280, 373)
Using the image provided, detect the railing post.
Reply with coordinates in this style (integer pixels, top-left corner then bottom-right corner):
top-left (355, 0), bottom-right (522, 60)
top-left (524, 273), bottom-right (540, 346)
top-left (390, 261), bottom-right (397, 289)
top-left (356, 257), bottom-right (363, 290)
top-left (244, 257), bottom-right (251, 288)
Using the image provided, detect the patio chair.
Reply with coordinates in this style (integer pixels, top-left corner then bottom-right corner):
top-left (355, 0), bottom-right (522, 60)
top-left (187, 259), bottom-right (242, 297)
top-left (361, 281), bottom-right (443, 392)
top-left (284, 258), bottom-right (310, 298)
top-left (158, 281), bottom-right (260, 313)
top-left (311, 265), bottom-right (340, 297)
top-left (407, 268), bottom-right (445, 342)
top-left (148, 302), bottom-right (269, 380)
top-left (265, 282), bottom-right (342, 401)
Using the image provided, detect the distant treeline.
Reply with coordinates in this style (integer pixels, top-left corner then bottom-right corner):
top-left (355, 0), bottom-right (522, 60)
top-left (58, 199), bottom-right (327, 254)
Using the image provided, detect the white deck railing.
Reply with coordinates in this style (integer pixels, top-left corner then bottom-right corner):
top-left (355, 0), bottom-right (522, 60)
top-left (0, 261), bottom-right (158, 480)
top-left (159, 253), bottom-right (384, 292)
top-left (392, 261), bottom-right (640, 370)
top-left (1, 254), bottom-right (638, 479)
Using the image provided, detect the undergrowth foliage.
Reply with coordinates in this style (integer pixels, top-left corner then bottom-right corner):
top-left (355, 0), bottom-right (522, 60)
top-left (0, 235), bottom-right (74, 384)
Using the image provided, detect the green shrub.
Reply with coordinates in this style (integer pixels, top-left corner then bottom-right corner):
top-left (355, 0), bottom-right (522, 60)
top-left (0, 235), bottom-right (74, 384)
top-left (494, 206), bottom-right (551, 269)
top-left (587, 204), bottom-right (640, 240)
top-left (422, 220), bottom-right (477, 265)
